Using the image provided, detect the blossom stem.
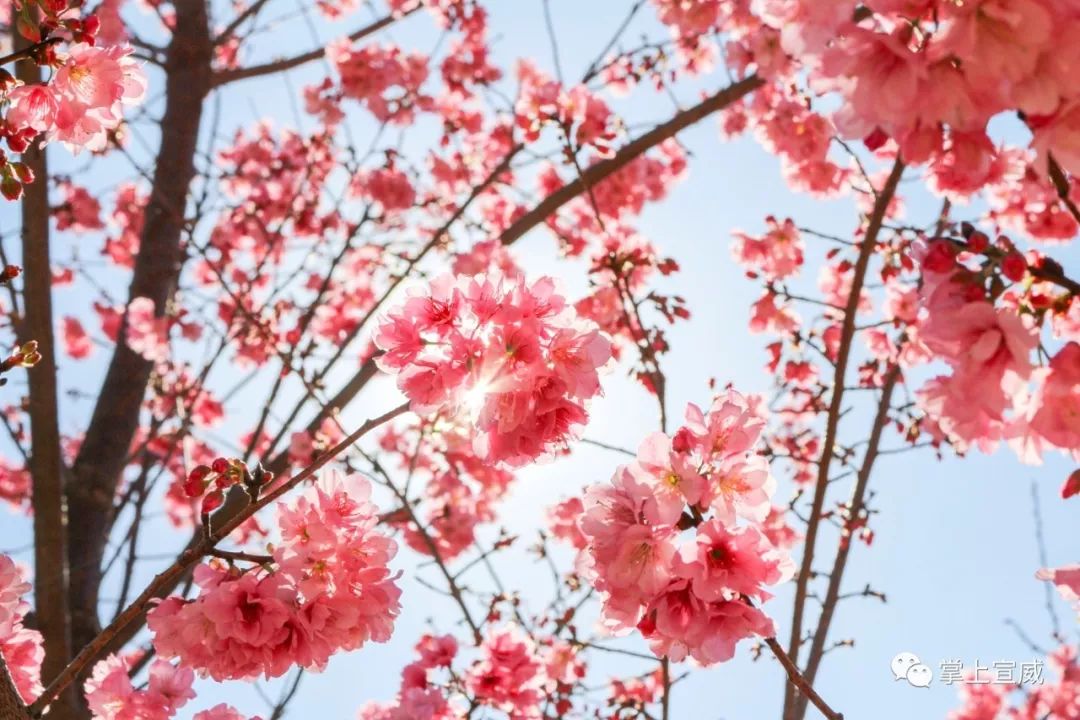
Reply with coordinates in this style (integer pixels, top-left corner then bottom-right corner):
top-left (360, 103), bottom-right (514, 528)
top-left (208, 548), bottom-right (274, 565)
top-left (0, 37), bottom-right (61, 67)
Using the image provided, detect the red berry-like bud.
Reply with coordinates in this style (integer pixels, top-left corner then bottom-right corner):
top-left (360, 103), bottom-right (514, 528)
top-left (6, 133), bottom-right (30, 154)
top-left (1061, 469), bottom-right (1080, 500)
top-left (863, 127), bottom-right (888, 151)
top-left (922, 240), bottom-right (956, 273)
top-left (967, 231), bottom-right (989, 253)
top-left (1001, 253), bottom-right (1027, 282)
top-left (182, 476), bottom-right (203, 497)
top-left (183, 464), bottom-right (212, 496)
top-left (201, 489), bottom-right (225, 515)
top-left (671, 427), bottom-right (694, 454)
top-left (1, 176), bottom-right (22, 201)
top-left (211, 457), bottom-right (229, 474)
top-left (963, 284), bottom-right (985, 302)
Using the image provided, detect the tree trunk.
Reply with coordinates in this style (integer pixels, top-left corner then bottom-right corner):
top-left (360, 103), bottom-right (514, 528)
top-left (65, 0), bottom-right (212, 666)
top-left (13, 24), bottom-right (80, 720)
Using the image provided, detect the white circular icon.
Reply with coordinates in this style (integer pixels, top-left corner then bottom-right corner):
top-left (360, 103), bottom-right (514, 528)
top-left (906, 663), bottom-right (933, 688)
top-left (891, 652), bottom-right (932, 688)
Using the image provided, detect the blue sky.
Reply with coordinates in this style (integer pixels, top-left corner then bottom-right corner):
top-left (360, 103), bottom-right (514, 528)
top-left (1, 1), bottom-right (1077, 718)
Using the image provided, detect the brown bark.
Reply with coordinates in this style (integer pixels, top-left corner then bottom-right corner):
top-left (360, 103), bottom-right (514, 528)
top-left (782, 158), bottom-right (905, 720)
top-left (0, 653), bottom-right (28, 720)
top-left (64, 0), bottom-right (213, 660)
top-left (13, 27), bottom-right (79, 720)
top-left (793, 365), bottom-right (901, 719)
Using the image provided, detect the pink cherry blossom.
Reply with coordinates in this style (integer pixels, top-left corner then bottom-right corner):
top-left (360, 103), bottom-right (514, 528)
top-left (0, 554), bottom-right (43, 704)
top-left (731, 216), bottom-right (804, 281)
top-left (46, 44), bottom-right (147, 152)
top-left (1024, 342), bottom-right (1080, 457)
top-left (326, 41), bottom-right (431, 125)
top-left (1037, 564), bottom-right (1080, 608)
top-left (193, 705), bottom-right (263, 720)
top-left (465, 627), bottom-right (546, 719)
top-left (546, 496), bottom-right (587, 551)
top-left (5, 85), bottom-right (59, 133)
top-left (350, 165), bottom-right (417, 214)
top-left (375, 274), bottom-right (611, 466)
top-left (85, 656), bottom-right (195, 720)
top-left (674, 520), bottom-right (794, 602)
top-left (580, 391), bottom-right (789, 664)
top-left (148, 472), bottom-right (400, 681)
top-left (62, 316), bottom-right (94, 360)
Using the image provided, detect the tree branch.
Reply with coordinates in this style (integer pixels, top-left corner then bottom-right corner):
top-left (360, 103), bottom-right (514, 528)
top-left (795, 365), bottom-right (901, 718)
top-left (764, 637), bottom-right (844, 720)
top-left (211, 8), bottom-right (417, 87)
top-left (782, 158), bottom-right (904, 720)
top-left (29, 401), bottom-right (410, 716)
top-left (65, 0), bottom-right (213, 658)
top-left (13, 25), bottom-right (78, 720)
top-left (500, 75), bottom-right (763, 247)
top-left (0, 36), bottom-right (61, 66)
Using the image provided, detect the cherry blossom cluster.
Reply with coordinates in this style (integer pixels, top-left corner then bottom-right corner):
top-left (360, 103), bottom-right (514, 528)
top-left (464, 627), bottom-right (547, 718)
top-left (0, 553), bottom-right (43, 704)
top-left (913, 230), bottom-right (1079, 463)
top-left (578, 391), bottom-right (794, 665)
top-left (374, 273), bottom-right (612, 467)
top-left (722, 84), bottom-right (850, 197)
top-left (2, 16), bottom-right (146, 198)
top-left (0, 457), bottom-right (31, 509)
top-left (572, 228), bottom-right (688, 396)
top-left (545, 140), bottom-right (688, 244)
top-left (947, 645), bottom-right (1080, 720)
top-left (721, 1), bottom-right (1080, 195)
top-left (604, 668), bottom-right (664, 718)
top-left (732, 216), bottom-right (804, 283)
top-left (148, 472), bottom-right (400, 680)
top-left (515, 60), bottom-right (620, 155)
top-left (83, 652), bottom-right (263, 720)
top-left (359, 626), bottom-right (556, 720)
top-left (193, 706), bottom-right (260, 720)
top-left (357, 633), bottom-right (460, 720)
top-left (349, 161), bottom-right (417, 216)
top-left (84, 655), bottom-right (195, 720)
top-left (322, 41), bottom-right (432, 125)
